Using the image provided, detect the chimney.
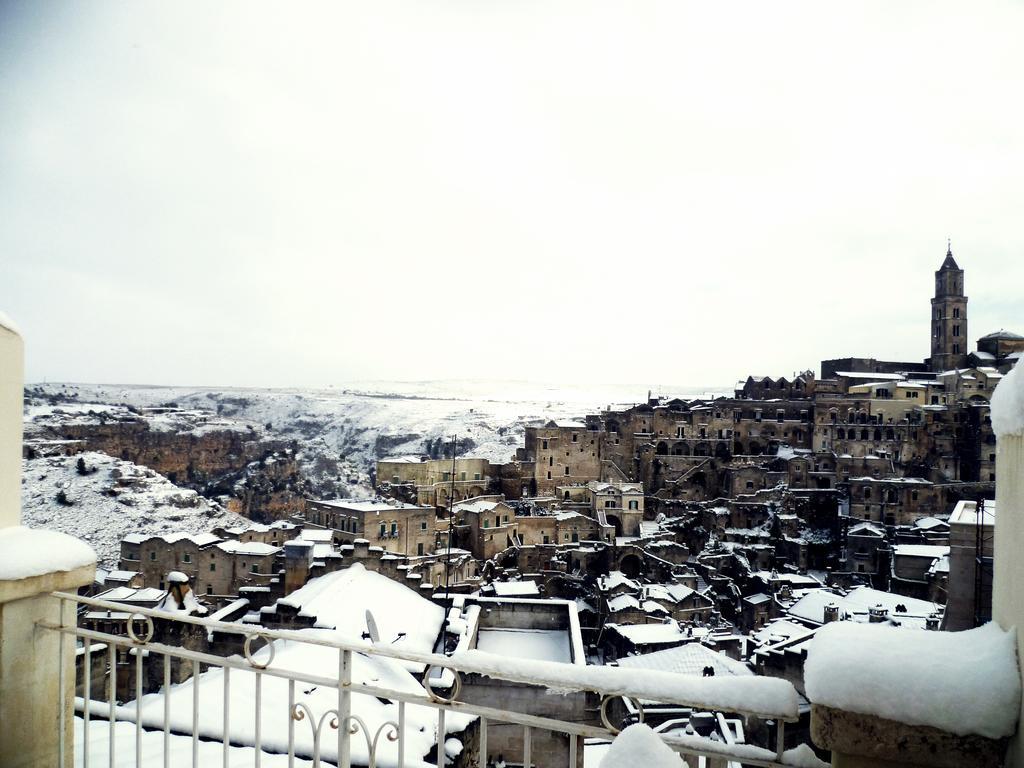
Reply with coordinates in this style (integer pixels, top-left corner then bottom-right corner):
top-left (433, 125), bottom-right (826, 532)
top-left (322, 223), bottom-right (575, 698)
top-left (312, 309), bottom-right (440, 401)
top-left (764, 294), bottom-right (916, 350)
top-left (925, 612), bottom-right (941, 631)
top-left (283, 539), bottom-right (315, 594)
top-left (868, 604), bottom-right (889, 623)
top-left (823, 603), bottom-right (840, 623)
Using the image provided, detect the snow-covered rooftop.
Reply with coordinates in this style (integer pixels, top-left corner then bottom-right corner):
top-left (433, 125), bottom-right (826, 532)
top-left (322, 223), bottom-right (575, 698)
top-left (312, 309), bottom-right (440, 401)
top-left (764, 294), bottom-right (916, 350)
top-left (616, 642), bottom-right (752, 678)
top-left (490, 580), bottom-right (539, 597)
top-left (949, 499), bottom-right (996, 526)
top-left (787, 586), bottom-right (939, 627)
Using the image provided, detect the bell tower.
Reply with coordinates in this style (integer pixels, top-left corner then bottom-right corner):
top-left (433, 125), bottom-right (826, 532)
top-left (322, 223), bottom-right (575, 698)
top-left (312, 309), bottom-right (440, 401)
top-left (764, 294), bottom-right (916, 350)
top-left (930, 242), bottom-right (968, 371)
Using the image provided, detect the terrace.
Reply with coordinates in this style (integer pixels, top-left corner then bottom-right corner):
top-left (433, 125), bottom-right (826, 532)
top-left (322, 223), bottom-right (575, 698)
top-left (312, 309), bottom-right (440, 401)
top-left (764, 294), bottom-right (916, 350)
top-left (1, 315), bottom-right (1023, 768)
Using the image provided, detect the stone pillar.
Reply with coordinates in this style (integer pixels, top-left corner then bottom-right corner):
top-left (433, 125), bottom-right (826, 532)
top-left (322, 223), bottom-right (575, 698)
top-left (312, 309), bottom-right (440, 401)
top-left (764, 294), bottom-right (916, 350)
top-left (0, 314), bottom-right (22, 528)
top-left (993, 431), bottom-right (1024, 766)
top-left (0, 313), bottom-right (96, 768)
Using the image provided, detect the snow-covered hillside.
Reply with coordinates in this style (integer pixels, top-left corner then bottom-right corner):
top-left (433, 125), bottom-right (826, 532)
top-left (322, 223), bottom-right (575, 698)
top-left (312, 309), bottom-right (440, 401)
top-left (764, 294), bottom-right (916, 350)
top-left (26, 381), bottom-right (723, 500)
top-left (21, 452), bottom-right (247, 567)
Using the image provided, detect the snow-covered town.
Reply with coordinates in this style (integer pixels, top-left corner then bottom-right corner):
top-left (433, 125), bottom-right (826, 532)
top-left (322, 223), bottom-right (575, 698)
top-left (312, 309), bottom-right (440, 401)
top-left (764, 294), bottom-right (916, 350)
top-left (2, 252), bottom-right (1023, 767)
top-left (4, 3), bottom-right (1024, 767)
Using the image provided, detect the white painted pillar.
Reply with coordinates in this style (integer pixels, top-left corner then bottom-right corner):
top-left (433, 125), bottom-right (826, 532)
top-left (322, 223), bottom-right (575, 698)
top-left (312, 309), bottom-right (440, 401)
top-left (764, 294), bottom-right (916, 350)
top-left (0, 312), bottom-right (96, 767)
top-left (993, 431), bottom-right (1024, 767)
top-left (0, 312), bottom-right (23, 529)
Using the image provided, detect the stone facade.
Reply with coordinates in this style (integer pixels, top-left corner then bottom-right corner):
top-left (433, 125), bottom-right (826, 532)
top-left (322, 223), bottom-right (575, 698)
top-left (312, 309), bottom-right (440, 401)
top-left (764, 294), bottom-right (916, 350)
top-left (305, 498), bottom-right (437, 556)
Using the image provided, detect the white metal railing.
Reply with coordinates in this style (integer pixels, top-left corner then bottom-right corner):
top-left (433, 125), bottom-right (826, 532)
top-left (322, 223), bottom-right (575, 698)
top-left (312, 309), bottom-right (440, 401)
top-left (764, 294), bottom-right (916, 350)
top-left (42, 590), bottom-right (810, 768)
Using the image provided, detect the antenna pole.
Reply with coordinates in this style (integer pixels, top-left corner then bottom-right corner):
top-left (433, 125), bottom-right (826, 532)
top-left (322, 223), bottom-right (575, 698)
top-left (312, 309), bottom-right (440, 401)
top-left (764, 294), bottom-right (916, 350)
top-left (441, 435), bottom-right (458, 646)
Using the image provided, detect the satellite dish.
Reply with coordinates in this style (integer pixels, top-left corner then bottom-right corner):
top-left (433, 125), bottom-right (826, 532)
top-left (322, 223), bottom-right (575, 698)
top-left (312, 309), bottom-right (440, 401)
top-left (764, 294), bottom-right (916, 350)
top-left (364, 610), bottom-right (380, 643)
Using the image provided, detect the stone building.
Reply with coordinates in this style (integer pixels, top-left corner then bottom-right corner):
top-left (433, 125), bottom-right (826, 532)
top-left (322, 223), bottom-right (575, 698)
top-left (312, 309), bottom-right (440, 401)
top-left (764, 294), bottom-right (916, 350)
top-left (972, 329), bottom-right (1024, 370)
top-left (930, 245), bottom-right (969, 372)
top-left (944, 498), bottom-right (995, 630)
top-left (119, 531), bottom-right (280, 596)
top-left (452, 498), bottom-right (519, 560)
top-left (846, 477), bottom-right (939, 526)
top-left (520, 421), bottom-right (603, 496)
top-left (584, 481), bottom-right (643, 537)
top-left (375, 456), bottom-right (496, 507)
top-left (304, 498), bottom-right (437, 556)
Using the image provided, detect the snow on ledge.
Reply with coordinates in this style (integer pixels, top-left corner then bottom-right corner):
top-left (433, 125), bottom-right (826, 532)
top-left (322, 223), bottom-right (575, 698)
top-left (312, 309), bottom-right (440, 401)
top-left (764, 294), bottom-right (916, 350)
top-left (0, 309), bottom-right (21, 337)
top-left (450, 648), bottom-right (799, 719)
top-left (805, 621), bottom-right (1021, 739)
top-left (0, 525), bottom-right (96, 581)
top-left (992, 361), bottom-right (1024, 438)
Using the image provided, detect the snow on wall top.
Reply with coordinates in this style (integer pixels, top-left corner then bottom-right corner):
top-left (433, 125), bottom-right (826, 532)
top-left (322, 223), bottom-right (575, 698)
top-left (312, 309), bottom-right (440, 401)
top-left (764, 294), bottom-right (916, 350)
top-left (805, 621), bottom-right (1021, 739)
top-left (0, 525), bottom-right (95, 580)
top-left (0, 310), bottom-right (20, 337)
top-left (991, 361), bottom-right (1024, 437)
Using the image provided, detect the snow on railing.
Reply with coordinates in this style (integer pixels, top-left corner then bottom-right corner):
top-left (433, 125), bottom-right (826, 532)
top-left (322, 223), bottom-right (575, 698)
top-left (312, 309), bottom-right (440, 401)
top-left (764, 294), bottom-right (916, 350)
top-left (41, 590), bottom-right (807, 768)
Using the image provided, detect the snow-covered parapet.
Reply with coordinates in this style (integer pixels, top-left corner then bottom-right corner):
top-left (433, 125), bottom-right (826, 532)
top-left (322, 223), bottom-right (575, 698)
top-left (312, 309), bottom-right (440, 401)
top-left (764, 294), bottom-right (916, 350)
top-left (0, 525), bottom-right (96, 581)
top-left (991, 360), bottom-right (1024, 438)
top-left (806, 621), bottom-right (1021, 740)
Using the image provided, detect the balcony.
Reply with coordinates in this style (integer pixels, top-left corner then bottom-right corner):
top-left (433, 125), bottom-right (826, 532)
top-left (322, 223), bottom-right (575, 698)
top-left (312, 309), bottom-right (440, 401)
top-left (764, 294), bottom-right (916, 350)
top-left (39, 590), bottom-right (807, 768)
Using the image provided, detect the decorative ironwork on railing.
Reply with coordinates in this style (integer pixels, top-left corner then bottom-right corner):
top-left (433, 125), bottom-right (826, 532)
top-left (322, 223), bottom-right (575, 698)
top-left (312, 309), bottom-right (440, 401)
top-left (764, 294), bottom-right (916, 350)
top-left (42, 590), bottom-right (809, 768)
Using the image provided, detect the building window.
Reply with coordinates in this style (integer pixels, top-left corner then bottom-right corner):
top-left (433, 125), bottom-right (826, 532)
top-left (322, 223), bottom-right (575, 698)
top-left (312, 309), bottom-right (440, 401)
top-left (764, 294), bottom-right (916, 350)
top-left (417, 543), bottom-right (424, 556)
top-left (953, 343), bottom-right (960, 354)
top-left (206, 585), bottom-right (213, 595)
top-left (183, 553), bottom-right (192, 564)
top-left (542, 439), bottom-right (549, 450)
top-left (390, 522), bottom-right (398, 537)
top-left (209, 562), bottom-right (216, 572)
top-left (503, 515), bottom-right (509, 524)
top-left (474, 473), bottom-right (481, 481)
top-left (953, 307), bottom-right (960, 318)
top-left (547, 471), bottom-right (552, 479)
top-left (953, 325), bottom-right (960, 337)
top-left (442, 472), bottom-right (450, 481)
top-left (420, 521), bottom-right (428, 531)
top-left (543, 535), bottom-right (549, 545)
top-left (149, 551), bottom-right (156, 561)
top-left (379, 523), bottom-right (386, 538)
top-left (549, 456), bottom-right (553, 467)
top-left (483, 519), bottom-right (489, 529)
top-left (251, 564), bottom-right (259, 574)
top-left (572, 433), bottom-right (578, 442)
top-left (460, 472), bottom-right (466, 481)
top-left (628, 500), bottom-right (638, 510)
top-left (564, 466), bottom-right (570, 476)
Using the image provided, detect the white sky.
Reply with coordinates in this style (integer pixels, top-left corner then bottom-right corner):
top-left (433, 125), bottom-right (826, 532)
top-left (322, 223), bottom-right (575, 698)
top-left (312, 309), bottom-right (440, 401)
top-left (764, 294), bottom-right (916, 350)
top-left (2, 1), bottom-right (1023, 388)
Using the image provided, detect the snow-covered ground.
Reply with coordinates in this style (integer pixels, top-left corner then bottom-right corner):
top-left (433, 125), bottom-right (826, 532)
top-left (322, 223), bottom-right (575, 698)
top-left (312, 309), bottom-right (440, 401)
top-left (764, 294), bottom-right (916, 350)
top-left (20, 451), bottom-right (247, 567)
top-left (27, 380), bottom-right (724, 498)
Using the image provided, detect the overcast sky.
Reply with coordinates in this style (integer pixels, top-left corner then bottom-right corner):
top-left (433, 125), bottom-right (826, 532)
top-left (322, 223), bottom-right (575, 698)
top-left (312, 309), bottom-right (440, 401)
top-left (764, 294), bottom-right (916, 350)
top-left (2, 1), bottom-right (1022, 390)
